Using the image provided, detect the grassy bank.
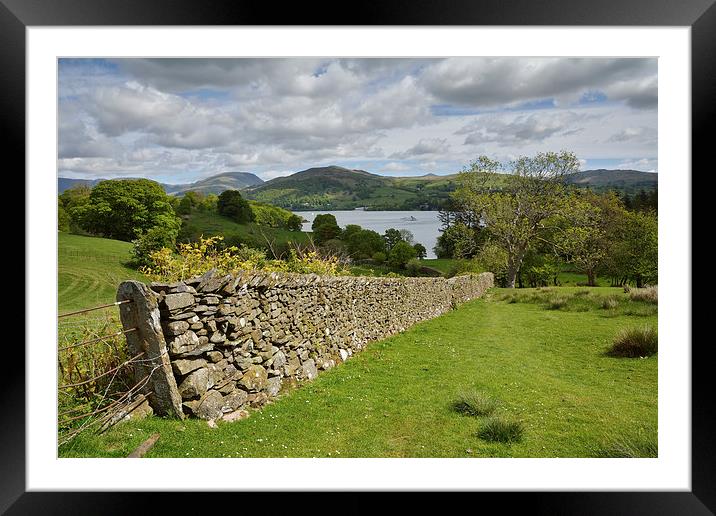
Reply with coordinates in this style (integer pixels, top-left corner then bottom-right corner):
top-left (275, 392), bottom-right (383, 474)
top-left (59, 286), bottom-right (657, 458)
top-left (58, 232), bottom-right (147, 313)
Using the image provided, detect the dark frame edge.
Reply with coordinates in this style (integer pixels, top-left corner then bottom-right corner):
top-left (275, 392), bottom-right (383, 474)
top-left (691, 0), bottom-right (716, 513)
top-left (0, 1), bottom-right (26, 515)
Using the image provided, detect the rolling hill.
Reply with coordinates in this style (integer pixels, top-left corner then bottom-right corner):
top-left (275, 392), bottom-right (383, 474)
top-left (58, 172), bottom-right (264, 195)
top-left (59, 166), bottom-right (657, 210)
top-left (565, 169), bottom-right (658, 193)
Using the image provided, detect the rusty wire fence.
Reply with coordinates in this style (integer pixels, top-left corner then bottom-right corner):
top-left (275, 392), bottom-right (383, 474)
top-left (57, 299), bottom-right (154, 446)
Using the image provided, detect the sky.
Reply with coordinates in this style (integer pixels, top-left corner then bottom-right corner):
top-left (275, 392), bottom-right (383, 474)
top-left (58, 57), bottom-right (658, 184)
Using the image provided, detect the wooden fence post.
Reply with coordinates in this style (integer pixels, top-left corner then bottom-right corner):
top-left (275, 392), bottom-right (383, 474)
top-left (117, 280), bottom-right (184, 419)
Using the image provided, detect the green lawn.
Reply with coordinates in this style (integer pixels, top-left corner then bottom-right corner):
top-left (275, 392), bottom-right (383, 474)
top-left (59, 286), bottom-right (657, 458)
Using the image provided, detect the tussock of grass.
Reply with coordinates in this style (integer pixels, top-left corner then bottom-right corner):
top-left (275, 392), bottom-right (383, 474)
top-left (477, 417), bottom-right (524, 443)
top-left (607, 326), bottom-right (658, 357)
top-left (453, 391), bottom-right (498, 417)
top-left (629, 286), bottom-right (658, 304)
top-left (592, 433), bottom-right (658, 458)
top-left (547, 296), bottom-right (569, 310)
top-left (601, 297), bottom-right (619, 310)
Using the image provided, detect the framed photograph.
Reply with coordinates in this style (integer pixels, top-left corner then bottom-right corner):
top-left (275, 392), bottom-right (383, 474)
top-left (7, 0), bottom-right (711, 513)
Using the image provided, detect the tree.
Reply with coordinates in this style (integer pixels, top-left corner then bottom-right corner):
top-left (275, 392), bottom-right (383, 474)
top-left (553, 190), bottom-right (623, 286)
top-left (59, 184), bottom-right (91, 233)
top-left (311, 214), bottom-right (341, 244)
top-left (388, 240), bottom-right (417, 268)
top-left (58, 200), bottom-right (70, 232)
top-left (453, 151), bottom-right (579, 288)
top-left (341, 224), bottom-right (363, 241)
top-left (218, 190), bottom-right (254, 223)
top-left (383, 228), bottom-right (403, 252)
top-left (601, 209), bottom-right (658, 287)
top-left (398, 229), bottom-right (414, 245)
top-left (346, 229), bottom-right (385, 259)
top-left (73, 179), bottom-right (179, 241)
top-left (196, 193), bottom-right (218, 212)
top-left (412, 243), bottom-right (427, 259)
top-left (176, 195), bottom-right (193, 216)
top-left (286, 214), bottom-right (303, 232)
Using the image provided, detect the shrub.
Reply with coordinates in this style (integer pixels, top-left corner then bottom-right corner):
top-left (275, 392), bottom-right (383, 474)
top-left (140, 235), bottom-right (346, 281)
top-left (629, 286), bottom-right (658, 304)
top-left (388, 240), bottom-right (417, 268)
top-left (372, 251), bottom-right (386, 264)
top-left (477, 417), bottom-right (524, 443)
top-left (453, 391), bottom-right (498, 417)
top-left (607, 326), bottom-right (658, 357)
top-left (405, 258), bottom-right (422, 276)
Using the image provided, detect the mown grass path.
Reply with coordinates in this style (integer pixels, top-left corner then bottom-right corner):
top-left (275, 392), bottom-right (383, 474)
top-left (60, 287), bottom-right (657, 458)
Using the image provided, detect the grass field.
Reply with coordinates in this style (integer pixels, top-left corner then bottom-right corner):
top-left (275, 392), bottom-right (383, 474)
top-left (58, 232), bottom-right (147, 313)
top-left (59, 286), bottom-right (657, 458)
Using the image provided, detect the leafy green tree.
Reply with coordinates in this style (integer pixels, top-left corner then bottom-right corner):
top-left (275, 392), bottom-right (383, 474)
top-left (59, 184), bottom-right (91, 233)
top-left (398, 229), bottom-right (415, 245)
top-left (553, 191), bottom-right (623, 286)
top-left (197, 193), bottom-right (218, 213)
top-left (218, 190), bottom-right (254, 223)
top-left (601, 209), bottom-right (657, 287)
top-left (73, 179), bottom-right (179, 241)
top-left (176, 195), bottom-right (194, 216)
top-left (311, 214), bottom-right (341, 244)
top-left (131, 217), bottom-right (181, 267)
top-left (453, 151), bottom-right (578, 288)
top-left (388, 240), bottom-right (417, 268)
top-left (383, 228), bottom-right (404, 252)
top-left (341, 224), bottom-right (363, 241)
top-left (372, 251), bottom-right (386, 264)
top-left (58, 200), bottom-right (70, 232)
top-left (346, 229), bottom-right (385, 259)
top-left (412, 243), bottom-right (427, 259)
top-left (434, 222), bottom-right (481, 259)
top-left (286, 214), bottom-right (303, 232)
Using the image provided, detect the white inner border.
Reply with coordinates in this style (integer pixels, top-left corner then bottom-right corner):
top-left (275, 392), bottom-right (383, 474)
top-left (27, 27), bottom-right (691, 491)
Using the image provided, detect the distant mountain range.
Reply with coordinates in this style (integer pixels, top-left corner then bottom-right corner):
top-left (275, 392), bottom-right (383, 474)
top-left (57, 171), bottom-right (264, 195)
top-left (58, 166), bottom-right (657, 210)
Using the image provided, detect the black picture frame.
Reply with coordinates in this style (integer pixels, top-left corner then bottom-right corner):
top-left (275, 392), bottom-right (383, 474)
top-left (4, 0), bottom-right (711, 513)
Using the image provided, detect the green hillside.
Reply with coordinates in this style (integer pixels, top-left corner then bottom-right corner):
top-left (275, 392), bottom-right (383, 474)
top-left (244, 165), bottom-right (655, 211)
top-left (178, 210), bottom-right (311, 252)
top-left (244, 166), bottom-right (457, 210)
top-left (58, 233), bottom-right (147, 312)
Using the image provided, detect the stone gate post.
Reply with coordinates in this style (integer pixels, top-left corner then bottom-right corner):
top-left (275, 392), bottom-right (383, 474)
top-left (117, 280), bottom-right (184, 418)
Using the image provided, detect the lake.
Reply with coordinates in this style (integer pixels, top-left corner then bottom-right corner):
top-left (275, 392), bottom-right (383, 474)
top-left (300, 210), bottom-right (442, 259)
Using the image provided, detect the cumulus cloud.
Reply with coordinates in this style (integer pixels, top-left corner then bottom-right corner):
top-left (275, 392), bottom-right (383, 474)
top-left (390, 138), bottom-right (450, 159)
top-left (421, 57), bottom-right (656, 110)
top-left (459, 111), bottom-right (592, 147)
top-left (58, 57), bottom-right (658, 181)
top-left (607, 126), bottom-right (658, 144)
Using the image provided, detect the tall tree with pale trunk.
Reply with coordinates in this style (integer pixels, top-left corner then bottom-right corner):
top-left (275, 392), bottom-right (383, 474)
top-left (454, 151), bottom-right (579, 288)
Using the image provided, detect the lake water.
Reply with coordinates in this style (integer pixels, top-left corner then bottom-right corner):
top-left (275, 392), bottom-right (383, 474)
top-left (300, 210), bottom-right (442, 259)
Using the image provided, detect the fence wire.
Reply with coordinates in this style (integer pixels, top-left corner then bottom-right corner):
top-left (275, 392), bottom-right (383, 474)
top-left (57, 299), bottom-right (152, 447)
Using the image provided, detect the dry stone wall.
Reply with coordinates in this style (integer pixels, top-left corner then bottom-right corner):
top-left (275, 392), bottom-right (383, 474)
top-left (119, 269), bottom-right (493, 421)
